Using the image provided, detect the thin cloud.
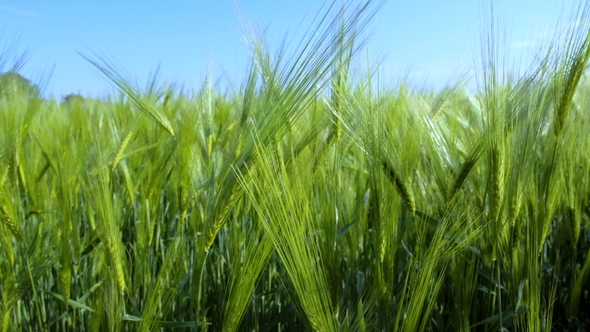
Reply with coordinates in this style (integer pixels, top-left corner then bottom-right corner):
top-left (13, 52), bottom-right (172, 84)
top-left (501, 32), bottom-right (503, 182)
top-left (0, 5), bottom-right (41, 18)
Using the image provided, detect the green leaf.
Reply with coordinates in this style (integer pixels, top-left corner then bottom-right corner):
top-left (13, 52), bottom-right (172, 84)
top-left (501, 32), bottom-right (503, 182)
top-left (472, 309), bottom-right (513, 328)
top-left (45, 291), bottom-right (95, 312)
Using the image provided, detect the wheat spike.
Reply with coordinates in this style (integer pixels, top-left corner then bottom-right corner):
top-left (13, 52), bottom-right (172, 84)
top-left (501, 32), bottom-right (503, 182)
top-left (0, 202), bottom-right (23, 243)
top-left (508, 184), bottom-right (522, 225)
top-left (60, 260), bottom-right (72, 307)
top-left (17, 163), bottom-right (26, 194)
top-left (488, 144), bottom-right (504, 221)
top-left (112, 131), bottom-right (132, 170)
top-left (105, 238), bottom-right (125, 295)
top-left (381, 160), bottom-right (416, 215)
top-left (0, 165), bottom-right (8, 187)
top-left (567, 206), bottom-right (581, 247)
top-left (450, 155), bottom-right (479, 201)
top-left (1, 311), bottom-right (11, 332)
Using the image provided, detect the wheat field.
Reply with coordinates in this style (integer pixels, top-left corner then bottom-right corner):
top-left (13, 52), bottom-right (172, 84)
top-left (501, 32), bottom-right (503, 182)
top-left (1, 1), bottom-right (590, 331)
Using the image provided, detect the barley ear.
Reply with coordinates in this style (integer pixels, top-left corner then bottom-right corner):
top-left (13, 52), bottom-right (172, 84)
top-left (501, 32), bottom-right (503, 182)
top-left (0, 164), bottom-right (8, 186)
top-left (488, 144), bottom-right (504, 221)
top-left (204, 188), bottom-right (241, 251)
top-left (566, 206), bottom-right (581, 248)
top-left (381, 160), bottom-right (415, 215)
top-left (553, 16), bottom-right (590, 138)
top-left (449, 137), bottom-right (484, 202)
top-left (112, 131), bottom-right (132, 171)
top-left (82, 54), bottom-right (175, 136)
top-left (106, 239), bottom-right (126, 295)
top-left (60, 260), bottom-right (72, 307)
top-left (507, 183), bottom-right (522, 225)
top-left (1, 311), bottom-right (11, 332)
top-left (0, 192), bottom-right (23, 243)
top-left (16, 162), bottom-right (27, 195)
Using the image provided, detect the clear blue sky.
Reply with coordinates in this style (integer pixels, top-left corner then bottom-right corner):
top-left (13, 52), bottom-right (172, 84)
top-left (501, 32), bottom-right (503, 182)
top-left (0, 1), bottom-right (581, 99)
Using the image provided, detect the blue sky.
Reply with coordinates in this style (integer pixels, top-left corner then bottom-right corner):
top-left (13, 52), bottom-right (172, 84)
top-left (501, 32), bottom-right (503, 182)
top-left (0, 1), bottom-right (581, 99)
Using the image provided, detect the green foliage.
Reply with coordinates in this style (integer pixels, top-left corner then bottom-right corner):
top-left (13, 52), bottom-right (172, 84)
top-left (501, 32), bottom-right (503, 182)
top-left (2, 0), bottom-right (590, 330)
top-left (0, 72), bottom-right (41, 98)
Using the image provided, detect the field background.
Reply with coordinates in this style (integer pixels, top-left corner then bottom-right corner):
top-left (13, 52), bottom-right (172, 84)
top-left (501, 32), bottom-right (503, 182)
top-left (1, 1), bottom-right (590, 331)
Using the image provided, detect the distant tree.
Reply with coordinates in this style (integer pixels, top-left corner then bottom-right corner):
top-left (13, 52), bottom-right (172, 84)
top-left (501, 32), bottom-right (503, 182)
top-left (0, 72), bottom-right (41, 98)
top-left (61, 93), bottom-right (103, 110)
top-left (62, 93), bottom-right (85, 104)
